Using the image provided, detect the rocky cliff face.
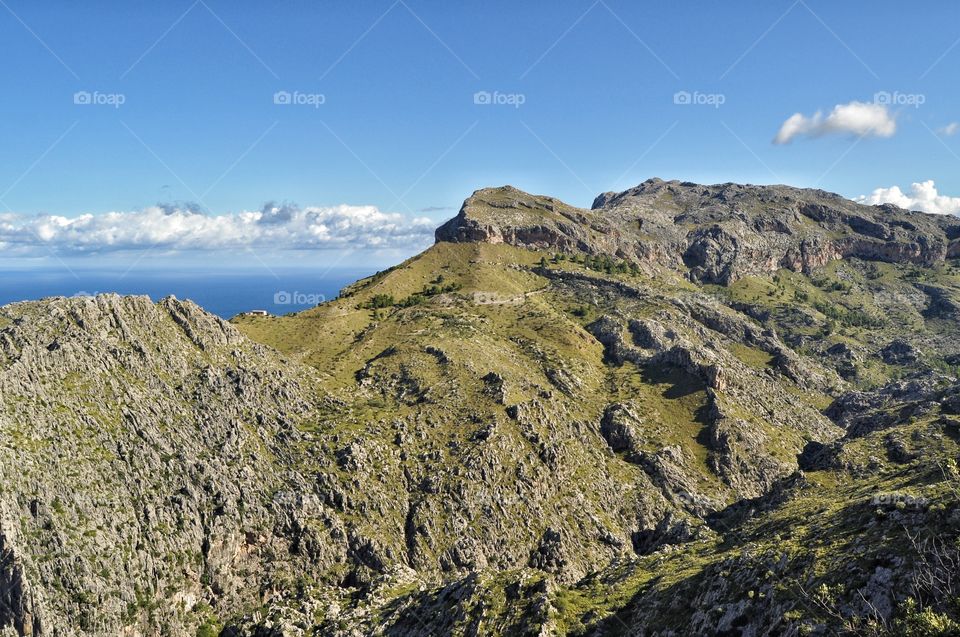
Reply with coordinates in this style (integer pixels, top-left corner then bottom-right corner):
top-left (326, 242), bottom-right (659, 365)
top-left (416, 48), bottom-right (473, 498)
top-left (438, 179), bottom-right (960, 284)
top-left (0, 295), bottom-right (344, 634)
top-left (4, 181), bottom-right (960, 635)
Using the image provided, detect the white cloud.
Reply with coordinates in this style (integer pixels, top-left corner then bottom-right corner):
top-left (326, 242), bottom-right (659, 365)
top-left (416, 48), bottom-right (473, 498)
top-left (939, 122), bottom-right (960, 136)
top-left (0, 203), bottom-right (437, 256)
top-left (774, 101), bottom-right (896, 144)
top-left (856, 180), bottom-right (960, 215)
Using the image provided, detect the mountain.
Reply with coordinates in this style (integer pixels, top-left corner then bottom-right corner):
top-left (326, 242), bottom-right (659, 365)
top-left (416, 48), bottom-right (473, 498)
top-left (437, 179), bottom-right (958, 284)
top-left (3, 180), bottom-right (960, 636)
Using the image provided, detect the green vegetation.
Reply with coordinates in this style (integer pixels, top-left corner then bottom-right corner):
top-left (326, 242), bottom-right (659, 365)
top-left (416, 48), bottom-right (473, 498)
top-left (363, 293), bottom-right (395, 309)
top-left (892, 599), bottom-right (960, 636)
top-left (394, 277), bottom-right (463, 308)
top-left (729, 342), bottom-right (775, 369)
top-left (811, 298), bottom-right (885, 328)
top-left (549, 251), bottom-right (641, 276)
top-left (195, 618), bottom-right (222, 637)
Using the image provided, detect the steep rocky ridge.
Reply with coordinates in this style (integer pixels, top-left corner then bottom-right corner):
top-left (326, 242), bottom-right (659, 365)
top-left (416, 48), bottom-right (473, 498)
top-left (0, 295), bottom-right (344, 633)
top-left (438, 179), bottom-right (960, 284)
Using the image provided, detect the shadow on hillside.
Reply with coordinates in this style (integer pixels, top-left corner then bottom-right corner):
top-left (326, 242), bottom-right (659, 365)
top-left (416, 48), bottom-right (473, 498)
top-left (640, 364), bottom-right (705, 400)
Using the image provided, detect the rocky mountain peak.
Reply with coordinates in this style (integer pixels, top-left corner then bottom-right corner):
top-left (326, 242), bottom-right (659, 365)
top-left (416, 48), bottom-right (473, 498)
top-left (436, 179), bottom-right (960, 284)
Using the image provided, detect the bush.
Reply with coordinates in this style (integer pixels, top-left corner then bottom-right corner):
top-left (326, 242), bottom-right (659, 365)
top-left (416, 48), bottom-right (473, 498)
top-left (892, 598), bottom-right (960, 636)
top-left (364, 294), bottom-right (395, 309)
top-left (196, 619), bottom-right (221, 637)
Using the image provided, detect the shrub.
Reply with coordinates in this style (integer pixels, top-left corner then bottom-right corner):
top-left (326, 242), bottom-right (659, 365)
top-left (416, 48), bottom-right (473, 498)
top-left (891, 598), bottom-right (960, 636)
top-left (364, 294), bottom-right (395, 309)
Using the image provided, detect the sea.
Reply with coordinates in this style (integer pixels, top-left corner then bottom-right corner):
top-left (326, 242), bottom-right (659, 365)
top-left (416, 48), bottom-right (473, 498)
top-left (0, 267), bottom-right (376, 318)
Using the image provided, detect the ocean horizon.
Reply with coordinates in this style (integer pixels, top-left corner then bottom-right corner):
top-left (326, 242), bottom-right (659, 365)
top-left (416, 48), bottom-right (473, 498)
top-left (0, 267), bottom-right (376, 318)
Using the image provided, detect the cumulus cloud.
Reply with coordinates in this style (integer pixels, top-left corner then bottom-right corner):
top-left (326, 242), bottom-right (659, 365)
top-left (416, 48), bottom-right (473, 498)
top-left (0, 203), bottom-right (437, 256)
top-left (856, 180), bottom-right (960, 216)
top-left (940, 122), bottom-right (960, 136)
top-left (774, 101), bottom-right (896, 144)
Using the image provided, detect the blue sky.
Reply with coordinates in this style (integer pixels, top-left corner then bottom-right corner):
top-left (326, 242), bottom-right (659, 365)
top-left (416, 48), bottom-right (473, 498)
top-left (3, 0), bottom-right (960, 268)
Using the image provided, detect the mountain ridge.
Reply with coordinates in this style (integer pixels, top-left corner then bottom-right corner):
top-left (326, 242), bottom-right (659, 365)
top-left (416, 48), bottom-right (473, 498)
top-left (3, 180), bottom-right (960, 635)
top-left (437, 179), bottom-right (959, 285)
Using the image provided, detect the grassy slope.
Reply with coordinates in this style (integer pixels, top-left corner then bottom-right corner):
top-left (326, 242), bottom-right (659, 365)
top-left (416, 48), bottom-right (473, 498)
top-left (234, 244), bottom-right (736, 497)
top-left (230, 241), bottom-right (960, 634)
